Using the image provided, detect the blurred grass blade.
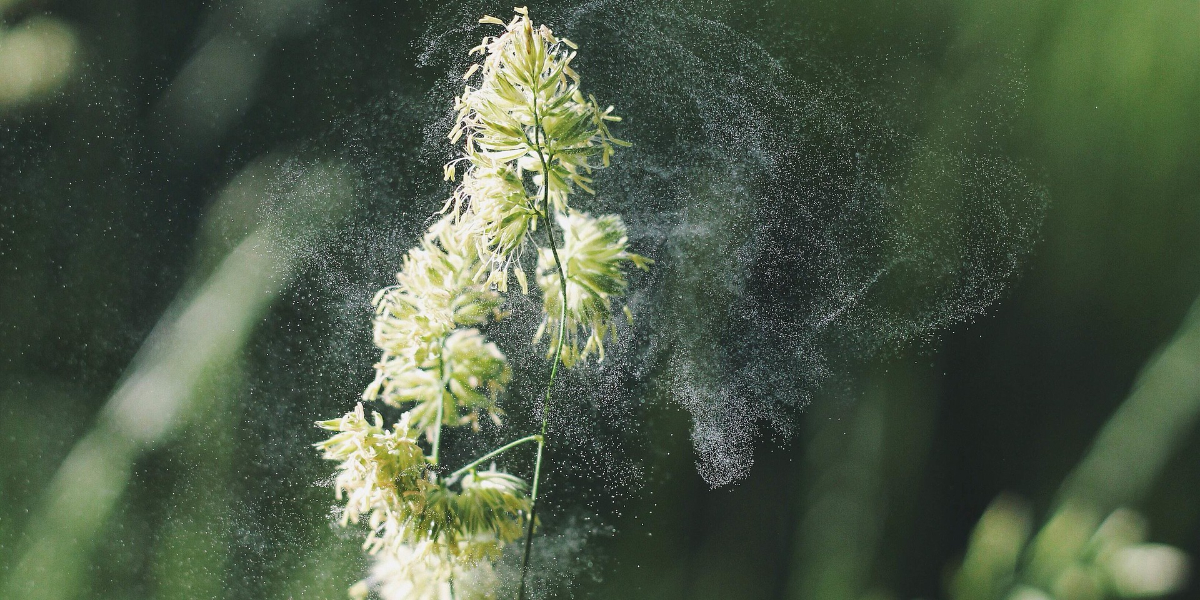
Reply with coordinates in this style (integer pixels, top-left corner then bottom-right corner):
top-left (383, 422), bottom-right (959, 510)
top-left (148, 363), bottom-right (243, 600)
top-left (0, 157), bottom-right (352, 600)
top-left (1, 231), bottom-right (286, 600)
top-left (951, 495), bottom-right (1032, 600)
top-left (786, 363), bottom-right (939, 600)
top-left (1061, 294), bottom-right (1200, 511)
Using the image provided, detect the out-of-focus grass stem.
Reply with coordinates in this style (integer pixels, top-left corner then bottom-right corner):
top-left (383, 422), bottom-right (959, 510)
top-left (0, 157), bottom-right (352, 600)
top-left (1061, 293), bottom-right (1200, 511)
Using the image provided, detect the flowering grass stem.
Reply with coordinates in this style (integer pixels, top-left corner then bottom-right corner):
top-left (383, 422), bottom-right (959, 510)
top-left (312, 11), bottom-right (644, 597)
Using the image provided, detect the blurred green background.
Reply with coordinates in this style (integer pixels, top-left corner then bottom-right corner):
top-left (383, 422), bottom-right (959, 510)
top-left (2, 1), bottom-right (1200, 599)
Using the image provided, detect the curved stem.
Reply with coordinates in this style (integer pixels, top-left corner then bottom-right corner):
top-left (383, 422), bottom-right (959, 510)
top-left (518, 222), bottom-right (568, 600)
top-left (517, 89), bottom-right (571, 600)
top-left (450, 435), bottom-right (543, 480)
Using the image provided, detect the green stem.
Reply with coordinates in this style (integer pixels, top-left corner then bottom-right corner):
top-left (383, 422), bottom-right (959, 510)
top-left (432, 397), bottom-right (444, 465)
top-left (517, 90), bottom-right (571, 600)
top-left (518, 227), bottom-right (567, 600)
top-left (432, 337), bottom-right (448, 465)
top-left (450, 435), bottom-right (543, 480)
